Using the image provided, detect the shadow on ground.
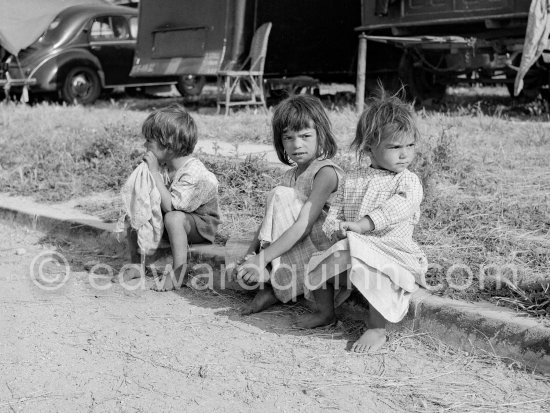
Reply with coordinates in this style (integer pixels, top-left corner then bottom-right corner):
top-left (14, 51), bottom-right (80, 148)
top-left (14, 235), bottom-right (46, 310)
top-left (35, 230), bottom-right (368, 348)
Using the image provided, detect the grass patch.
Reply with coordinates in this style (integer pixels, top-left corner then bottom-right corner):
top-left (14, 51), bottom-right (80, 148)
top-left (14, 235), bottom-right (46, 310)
top-left (1, 99), bottom-right (549, 317)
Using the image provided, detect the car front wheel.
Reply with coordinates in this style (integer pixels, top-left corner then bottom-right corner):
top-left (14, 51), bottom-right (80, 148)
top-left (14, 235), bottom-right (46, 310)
top-left (60, 67), bottom-right (101, 105)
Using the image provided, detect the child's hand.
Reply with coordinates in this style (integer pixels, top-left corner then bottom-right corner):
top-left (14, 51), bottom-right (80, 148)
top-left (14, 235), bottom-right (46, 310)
top-left (236, 253), bottom-right (270, 284)
top-left (143, 151), bottom-right (160, 173)
top-left (335, 229), bottom-right (347, 240)
top-left (338, 221), bottom-right (362, 238)
top-left (227, 254), bottom-right (249, 280)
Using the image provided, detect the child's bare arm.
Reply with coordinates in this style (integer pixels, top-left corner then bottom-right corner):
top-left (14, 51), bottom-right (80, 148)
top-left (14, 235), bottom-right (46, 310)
top-left (245, 227), bottom-right (261, 256)
top-left (151, 173), bottom-right (174, 212)
top-left (236, 167), bottom-right (338, 282)
top-left (143, 152), bottom-right (174, 212)
top-left (322, 181), bottom-right (345, 241)
top-left (260, 166), bottom-right (338, 264)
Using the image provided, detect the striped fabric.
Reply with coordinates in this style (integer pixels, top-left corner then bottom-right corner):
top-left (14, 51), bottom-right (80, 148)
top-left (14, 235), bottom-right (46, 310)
top-left (258, 159), bottom-right (343, 303)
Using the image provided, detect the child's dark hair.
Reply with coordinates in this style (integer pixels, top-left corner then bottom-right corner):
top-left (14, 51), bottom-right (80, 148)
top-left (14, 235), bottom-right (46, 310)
top-left (352, 88), bottom-right (419, 161)
top-left (142, 104), bottom-right (197, 156)
top-left (272, 95), bottom-right (337, 165)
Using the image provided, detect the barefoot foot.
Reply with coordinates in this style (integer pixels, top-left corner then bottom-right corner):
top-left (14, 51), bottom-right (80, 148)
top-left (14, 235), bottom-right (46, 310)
top-left (113, 265), bottom-right (143, 283)
top-left (351, 328), bottom-right (387, 353)
top-left (151, 274), bottom-right (175, 292)
top-left (294, 311), bottom-right (336, 329)
top-left (151, 272), bottom-right (187, 292)
top-left (240, 287), bottom-right (278, 315)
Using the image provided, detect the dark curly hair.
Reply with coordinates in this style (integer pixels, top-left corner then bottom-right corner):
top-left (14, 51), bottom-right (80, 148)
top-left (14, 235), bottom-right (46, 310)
top-left (142, 104), bottom-right (197, 156)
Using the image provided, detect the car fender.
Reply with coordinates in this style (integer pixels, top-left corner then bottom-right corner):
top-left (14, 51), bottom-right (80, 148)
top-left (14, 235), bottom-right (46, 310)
top-left (29, 48), bottom-right (105, 91)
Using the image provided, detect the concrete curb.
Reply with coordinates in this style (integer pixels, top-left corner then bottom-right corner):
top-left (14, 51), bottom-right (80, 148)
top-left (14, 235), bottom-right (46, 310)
top-left (407, 290), bottom-right (550, 373)
top-left (1, 196), bottom-right (549, 375)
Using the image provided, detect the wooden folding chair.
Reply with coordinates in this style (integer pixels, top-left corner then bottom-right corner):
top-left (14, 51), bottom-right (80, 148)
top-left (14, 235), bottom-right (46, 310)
top-left (216, 22), bottom-right (272, 115)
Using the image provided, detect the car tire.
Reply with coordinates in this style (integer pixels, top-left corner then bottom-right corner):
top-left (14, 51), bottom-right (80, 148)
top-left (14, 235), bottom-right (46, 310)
top-left (176, 75), bottom-right (206, 96)
top-left (60, 66), bottom-right (101, 105)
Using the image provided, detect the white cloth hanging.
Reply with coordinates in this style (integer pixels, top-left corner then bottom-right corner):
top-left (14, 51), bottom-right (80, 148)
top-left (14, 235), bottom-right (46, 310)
top-left (514, 0), bottom-right (550, 96)
top-left (117, 162), bottom-right (164, 255)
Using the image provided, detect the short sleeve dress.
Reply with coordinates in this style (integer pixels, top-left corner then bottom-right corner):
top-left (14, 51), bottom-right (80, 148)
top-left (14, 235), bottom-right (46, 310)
top-left (257, 158), bottom-right (343, 303)
top-left (163, 157), bottom-right (221, 243)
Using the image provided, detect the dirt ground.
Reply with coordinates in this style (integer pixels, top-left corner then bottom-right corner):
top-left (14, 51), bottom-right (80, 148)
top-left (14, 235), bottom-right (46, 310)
top-left (1, 220), bottom-right (549, 413)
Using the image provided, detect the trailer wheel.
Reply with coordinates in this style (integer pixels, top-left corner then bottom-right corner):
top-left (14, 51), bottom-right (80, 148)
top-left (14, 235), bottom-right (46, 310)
top-left (398, 53), bottom-right (446, 101)
top-left (176, 75), bottom-right (206, 96)
top-left (505, 55), bottom-right (547, 99)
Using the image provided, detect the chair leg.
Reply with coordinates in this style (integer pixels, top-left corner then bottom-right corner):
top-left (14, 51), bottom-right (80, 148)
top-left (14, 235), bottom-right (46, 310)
top-left (217, 73), bottom-right (270, 115)
top-left (216, 76), bottom-right (223, 115)
top-left (257, 75), bottom-right (267, 113)
top-left (249, 75), bottom-right (258, 105)
top-left (224, 76), bottom-right (232, 116)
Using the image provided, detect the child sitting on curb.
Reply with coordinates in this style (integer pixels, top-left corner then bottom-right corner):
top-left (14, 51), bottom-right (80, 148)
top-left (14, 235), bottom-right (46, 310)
top-left (298, 90), bottom-right (428, 353)
top-left (229, 95), bottom-right (343, 314)
top-left (119, 104), bottom-right (221, 291)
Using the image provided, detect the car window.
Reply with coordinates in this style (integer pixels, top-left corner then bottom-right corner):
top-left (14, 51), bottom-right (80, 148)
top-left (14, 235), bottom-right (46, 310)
top-left (90, 16), bottom-right (130, 41)
top-left (129, 17), bottom-right (138, 39)
top-left (112, 16), bottom-right (130, 40)
top-left (91, 18), bottom-right (114, 39)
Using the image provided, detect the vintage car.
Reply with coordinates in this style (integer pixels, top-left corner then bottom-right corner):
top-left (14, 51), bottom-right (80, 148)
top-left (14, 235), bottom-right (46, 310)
top-left (1, 2), bottom-right (191, 104)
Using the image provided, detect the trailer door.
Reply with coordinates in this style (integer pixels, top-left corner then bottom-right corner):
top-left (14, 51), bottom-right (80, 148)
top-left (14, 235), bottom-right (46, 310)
top-left (131, 0), bottom-right (235, 78)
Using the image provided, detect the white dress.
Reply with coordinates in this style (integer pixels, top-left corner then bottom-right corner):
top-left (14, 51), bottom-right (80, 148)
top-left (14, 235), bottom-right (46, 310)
top-left (305, 164), bottom-right (428, 323)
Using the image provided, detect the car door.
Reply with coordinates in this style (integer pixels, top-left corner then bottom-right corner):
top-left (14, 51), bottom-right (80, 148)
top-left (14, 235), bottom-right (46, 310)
top-left (88, 15), bottom-right (135, 86)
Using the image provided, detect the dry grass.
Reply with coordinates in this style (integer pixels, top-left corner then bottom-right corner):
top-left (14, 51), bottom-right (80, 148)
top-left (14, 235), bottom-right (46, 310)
top-left (0, 96), bottom-right (549, 317)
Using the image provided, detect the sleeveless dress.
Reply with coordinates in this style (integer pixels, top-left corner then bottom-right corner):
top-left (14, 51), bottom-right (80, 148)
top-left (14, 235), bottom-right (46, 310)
top-left (257, 158), bottom-right (343, 303)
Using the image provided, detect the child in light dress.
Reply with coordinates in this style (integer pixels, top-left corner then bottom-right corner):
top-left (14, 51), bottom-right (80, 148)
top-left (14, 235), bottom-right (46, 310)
top-left (123, 105), bottom-right (220, 291)
top-left (232, 95), bottom-right (343, 314)
top-left (297, 92), bottom-right (428, 353)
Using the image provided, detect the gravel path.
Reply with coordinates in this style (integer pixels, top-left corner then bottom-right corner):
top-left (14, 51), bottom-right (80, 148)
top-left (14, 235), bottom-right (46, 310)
top-left (1, 221), bottom-right (549, 412)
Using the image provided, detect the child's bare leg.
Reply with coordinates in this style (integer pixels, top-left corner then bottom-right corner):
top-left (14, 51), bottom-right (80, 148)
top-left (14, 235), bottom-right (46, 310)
top-left (240, 284), bottom-right (279, 315)
top-left (294, 282), bottom-right (336, 328)
top-left (152, 211), bottom-right (204, 292)
top-left (127, 227), bottom-right (141, 264)
top-left (352, 304), bottom-right (387, 353)
top-left (295, 270), bottom-right (348, 328)
top-left (116, 228), bottom-right (143, 282)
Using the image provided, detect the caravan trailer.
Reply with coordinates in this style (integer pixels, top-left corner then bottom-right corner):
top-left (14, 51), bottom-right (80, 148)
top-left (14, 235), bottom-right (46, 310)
top-left (130, 0), bottom-right (377, 96)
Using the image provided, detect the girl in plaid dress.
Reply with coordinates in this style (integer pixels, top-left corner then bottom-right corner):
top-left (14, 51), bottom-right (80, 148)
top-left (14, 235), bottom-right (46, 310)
top-left (233, 95), bottom-right (343, 315)
top-left (298, 92), bottom-right (428, 353)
